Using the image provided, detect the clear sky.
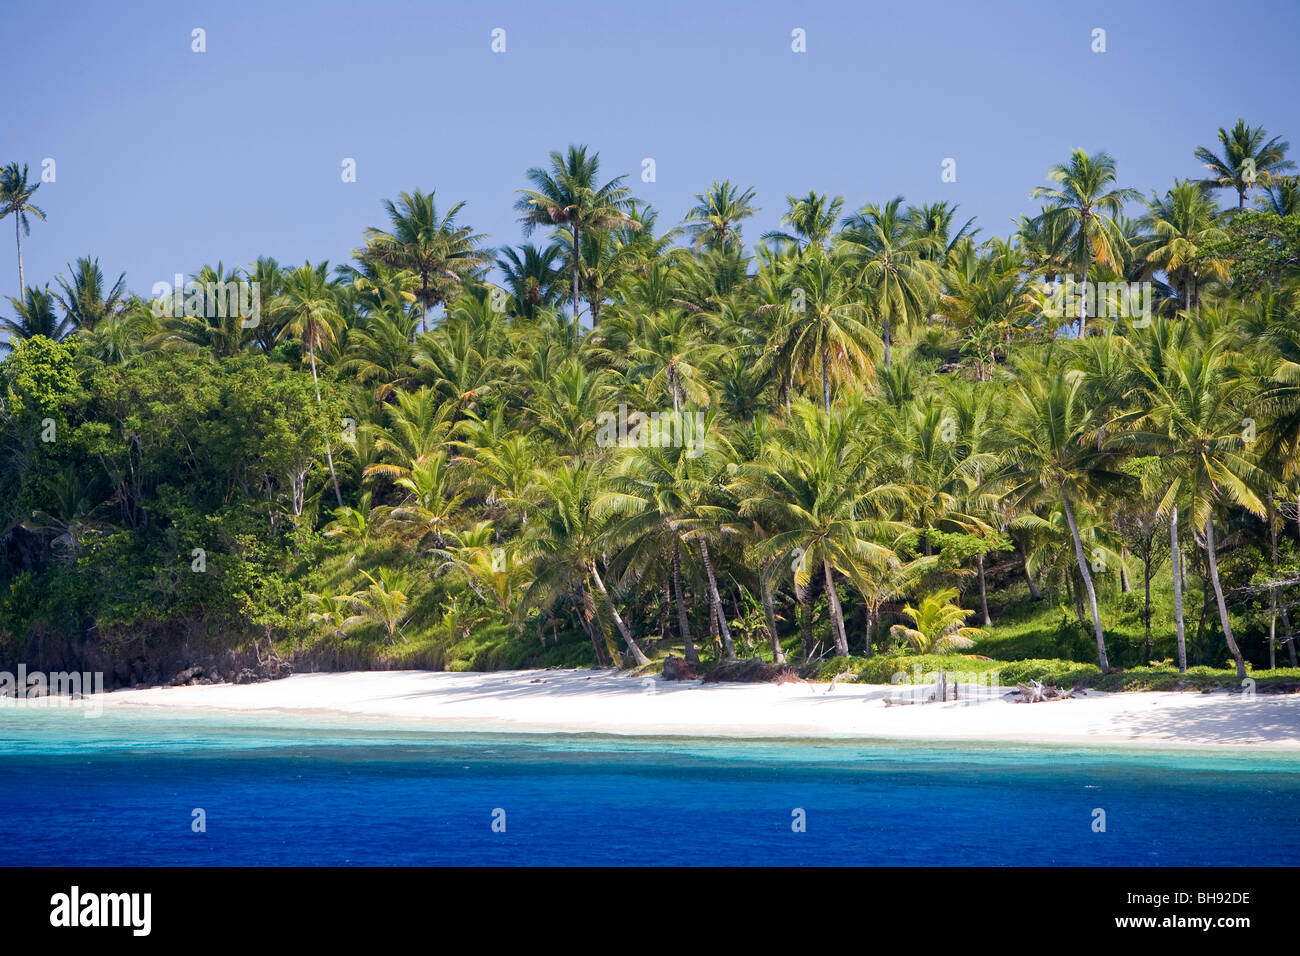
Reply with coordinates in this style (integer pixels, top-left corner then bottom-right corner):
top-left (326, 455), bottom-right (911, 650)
top-left (3, 0), bottom-right (1298, 306)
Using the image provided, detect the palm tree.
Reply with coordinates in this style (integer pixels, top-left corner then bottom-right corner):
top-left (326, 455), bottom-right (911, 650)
top-left (525, 462), bottom-right (651, 666)
top-left (683, 180), bottom-right (759, 253)
top-left (2, 287), bottom-right (71, 348)
top-left (889, 588), bottom-right (985, 653)
top-left (993, 363), bottom-right (1126, 672)
top-left (1031, 150), bottom-right (1140, 336)
top-left (1259, 176), bottom-right (1300, 216)
top-left (599, 440), bottom-right (716, 663)
top-left (904, 201), bottom-right (978, 261)
top-left (737, 400), bottom-right (909, 658)
top-left (497, 243), bottom-right (564, 319)
top-left (514, 145), bottom-right (639, 324)
top-left (838, 196), bottom-right (941, 367)
top-left (273, 261), bottom-right (345, 506)
top-left (1195, 119), bottom-right (1294, 209)
top-left (763, 191), bottom-right (844, 256)
top-left (1138, 181), bottom-right (1228, 311)
top-left (0, 163), bottom-right (47, 292)
top-left (1133, 332), bottom-right (1268, 678)
top-left (349, 568), bottom-right (416, 644)
top-left (361, 190), bottom-right (490, 333)
top-left (773, 252), bottom-right (880, 410)
top-left (53, 257), bottom-right (127, 332)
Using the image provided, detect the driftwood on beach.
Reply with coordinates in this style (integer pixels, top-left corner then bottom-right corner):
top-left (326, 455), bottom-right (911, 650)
top-left (1011, 680), bottom-right (1084, 703)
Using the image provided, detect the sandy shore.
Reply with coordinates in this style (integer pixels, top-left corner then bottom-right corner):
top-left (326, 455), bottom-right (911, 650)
top-left (92, 669), bottom-right (1300, 749)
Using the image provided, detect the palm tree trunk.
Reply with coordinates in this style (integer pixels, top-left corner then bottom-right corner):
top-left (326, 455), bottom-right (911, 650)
top-left (799, 578), bottom-right (815, 660)
top-left (882, 319), bottom-right (892, 368)
top-left (1171, 504), bottom-right (1187, 672)
top-left (308, 347), bottom-right (345, 508)
top-left (1061, 483), bottom-right (1109, 673)
top-left (1017, 540), bottom-right (1043, 599)
top-left (1078, 223), bottom-right (1091, 338)
top-left (15, 216), bottom-right (23, 293)
top-left (577, 590), bottom-right (609, 667)
top-left (822, 559), bottom-right (849, 657)
top-left (1270, 506), bottom-right (1280, 670)
top-left (976, 552), bottom-right (992, 626)
top-left (1143, 554), bottom-right (1153, 662)
top-left (571, 224), bottom-right (581, 324)
top-left (588, 562), bottom-right (649, 666)
top-left (697, 538), bottom-right (736, 660)
top-left (672, 540), bottom-right (697, 664)
top-left (1203, 512), bottom-right (1247, 679)
top-left (762, 572), bottom-right (785, 664)
top-left (1283, 606), bottom-right (1298, 668)
top-left (822, 349), bottom-right (831, 411)
top-left (1119, 546), bottom-right (1131, 593)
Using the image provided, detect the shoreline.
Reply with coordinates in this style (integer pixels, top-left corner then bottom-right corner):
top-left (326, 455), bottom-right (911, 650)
top-left (70, 669), bottom-right (1300, 751)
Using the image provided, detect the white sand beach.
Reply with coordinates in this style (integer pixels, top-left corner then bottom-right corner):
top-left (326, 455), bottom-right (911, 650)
top-left (97, 669), bottom-right (1300, 749)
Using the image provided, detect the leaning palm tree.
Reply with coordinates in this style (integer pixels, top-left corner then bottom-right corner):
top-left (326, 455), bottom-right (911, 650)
top-left (683, 180), bottom-right (759, 253)
top-left (992, 362), bottom-right (1127, 672)
top-left (1195, 119), bottom-right (1294, 210)
top-left (361, 190), bottom-right (490, 333)
top-left (524, 462), bottom-right (651, 666)
top-left (273, 261), bottom-right (345, 506)
top-left (514, 145), bottom-right (639, 324)
top-left (1031, 150), bottom-right (1140, 337)
top-left (0, 163), bottom-right (47, 292)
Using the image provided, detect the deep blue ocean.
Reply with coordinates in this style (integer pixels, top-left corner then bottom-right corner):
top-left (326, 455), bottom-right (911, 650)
top-left (2, 705), bottom-right (1297, 866)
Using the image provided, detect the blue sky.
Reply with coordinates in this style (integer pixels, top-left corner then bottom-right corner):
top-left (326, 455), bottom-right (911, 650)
top-left (3, 0), bottom-right (1298, 306)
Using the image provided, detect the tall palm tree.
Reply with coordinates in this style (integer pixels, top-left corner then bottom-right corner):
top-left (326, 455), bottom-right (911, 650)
top-left (514, 145), bottom-right (639, 325)
top-left (683, 180), bottom-right (759, 253)
top-left (1031, 150), bottom-right (1140, 337)
top-left (362, 190), bottom-right (490, 333)
top-left (0, 163), bottom-right (46, 293)
top-left (273, 261), bottom-right (345, 506)
top-left (737, 400), bottom-right (908, 658)
top-left (838, 196), bottom-right (941, 367)
top-left (993, 363), bottom-right (1126, 672)
top-left (1133, 331), bottom-right (1268, 678)
top-left (1195, 119), bottom-right (1294, 209)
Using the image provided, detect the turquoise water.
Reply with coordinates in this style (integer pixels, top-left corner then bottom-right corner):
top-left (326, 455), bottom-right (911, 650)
top-left (2, 705), bottom-right (1298, 866)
